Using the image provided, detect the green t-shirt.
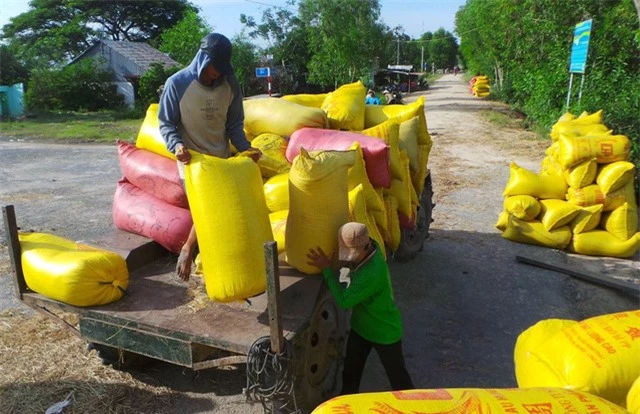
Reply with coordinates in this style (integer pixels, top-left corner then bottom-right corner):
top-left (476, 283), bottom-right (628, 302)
top-left (321, 243), bottom-right (403, 344)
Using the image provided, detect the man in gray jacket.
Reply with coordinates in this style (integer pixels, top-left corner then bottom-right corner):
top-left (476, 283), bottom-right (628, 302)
top-left (159, 33), bottom-right (260, 280)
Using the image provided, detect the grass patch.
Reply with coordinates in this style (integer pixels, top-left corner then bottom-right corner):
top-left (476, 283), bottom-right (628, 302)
top-left (0, 110), bottom-right (143, 143)
top-left (478, 108), bottom-right (537, 133)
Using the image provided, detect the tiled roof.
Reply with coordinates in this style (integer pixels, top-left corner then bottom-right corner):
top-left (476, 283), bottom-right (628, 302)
top-left (101, 40), bottom-right (180, 71)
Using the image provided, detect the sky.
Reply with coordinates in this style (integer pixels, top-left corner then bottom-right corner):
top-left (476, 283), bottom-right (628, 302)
top-left (0, 0), bottom-right (466, 44)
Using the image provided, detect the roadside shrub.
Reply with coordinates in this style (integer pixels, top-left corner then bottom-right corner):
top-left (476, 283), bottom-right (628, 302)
top-left (25, 59), bottom-right (123, 111)
top-left (137, 62), bottom-right (181, 111)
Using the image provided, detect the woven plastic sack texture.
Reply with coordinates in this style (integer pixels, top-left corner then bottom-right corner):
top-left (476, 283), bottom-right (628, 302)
top-left (286, 127), bottom-right (391, 188)
top-left (185, 152), bottom-right (273, 302)
top-left (286, 149), bottom-right (354, 274)
top-left (19, 232), bottom-right (128, 307)
top-left (312, 388), bottom-right (628, 414)
top-left (281, 93), bottom-right (328, 108)
top-left (112, 178), bottom-right (192, 253)
top-left (117, 139), bottom-right (188, 208)
top-left (243, 98), bottom-right (327, 140)
top-left (135, 103), bottom-right (175, 160)
top-left (514, 310), bottom-right (640, 407)
top-left (321, 81), bottom-right (366, 131)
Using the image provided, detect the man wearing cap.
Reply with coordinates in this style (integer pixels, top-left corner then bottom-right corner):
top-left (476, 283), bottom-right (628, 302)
top-left (307, 222), bottom-right (414, 395)
top-left (159, 33), bottom-right (261, 281)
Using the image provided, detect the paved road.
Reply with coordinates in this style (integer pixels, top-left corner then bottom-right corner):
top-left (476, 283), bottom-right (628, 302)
top-left (0, 75), bottom-right (638, 411)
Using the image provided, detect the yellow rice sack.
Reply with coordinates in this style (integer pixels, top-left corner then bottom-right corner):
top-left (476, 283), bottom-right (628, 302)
top-left (514, 318), bottom-right (579, 387)
top-left (348, 143), bottom-right (386, 230)
top-left (604, 181), bottom-right (637, 212)
top-left (564, 158), bottom-right (597, 188)
top-left (348, 185), bottom-right (386, 258)
top-left (384, 152), bottom-right (416, 219)
top-left (503, 162), bottom-right (567, 199)
top-left (251, 133), bottom-right (291, 178)
top-left (570, 230), bottom-right (640, 258)
top-left (539, 199), bottom-right (581, 231)
top-left (269, 210), bottom-right (288, 255)
top-left (364, 97), bottom-right (431, 194)
top-left (280, 93), bottom-right (328, 108)
top-left (577, 109), bottom-right (604, 123)
top-left (286, 149), bottom-right (355, 274)
top-left (135, 103), bottom-right (176, 160)
top-left (321, 81), bottom-right (366, 131)
top-left (501, 216), bottom-right (572, 249)
top-left (567, 184), bottom-right (605, 207)
top-left (361, 119), bottom-right (403, 180)
top-left (398, 116), bottom-right (420, 171)
top-left (628, 376), bottom-right (640, 414)
top-left (185, 152), bottom-right (273, 302)
top-left (569, 204), bottom-right (603, 234)
top-left (514, 310), bottom-right (640, 407)
top-left (19, 232), bottom-right (128, 307)
top-left (551, 122), bottom-right (610, 141)
top-left (503, 195), bottom-right (541, 221)
top-left (380, 195), bottom-right (401, 251)
top-left (556, 133), bottom-right (631, 169)
top-left (312, 387), bottom-right (628, 414)
top-left (601, 203), bottom-right (639, 241)
top-left (597, 161), bottom-right (636, 195)
top-left (243, 98), bottom-right (327, 140)
top-left (263, 172), bottom-right (290, 213)
top-left (540, 155), bottom-right (564, 177)
top-left (495, 211), bottom-right (509, 231)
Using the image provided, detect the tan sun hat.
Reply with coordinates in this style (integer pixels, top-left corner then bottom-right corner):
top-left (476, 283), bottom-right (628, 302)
top-left (338, 222), bottom-right (370, 262)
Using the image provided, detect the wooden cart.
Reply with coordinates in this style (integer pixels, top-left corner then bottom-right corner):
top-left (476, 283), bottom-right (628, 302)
top-left (2, 174), bottom-right (432, 412)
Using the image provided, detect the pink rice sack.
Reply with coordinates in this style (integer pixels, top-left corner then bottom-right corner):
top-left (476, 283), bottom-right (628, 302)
top-left (117, 140), bottom-right (188, 208)
top-left (285, 127), bottom-right (391, 188)
top-left (112, 178), bottom-right (192, 253)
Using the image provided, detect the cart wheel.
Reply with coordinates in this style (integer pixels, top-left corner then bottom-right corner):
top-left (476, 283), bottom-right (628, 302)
top-left (87, 342), bottom-right (152, 370)
top-left (293, 285), bottom-right (348, 411)
top-left (394, 173), bottom-right (434, 262)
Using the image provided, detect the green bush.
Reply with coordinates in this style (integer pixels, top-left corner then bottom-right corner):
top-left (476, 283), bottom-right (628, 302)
top-left (137, 62), bottom-right (181, 111)
top-left (25, 59), bottom-right (123, 111)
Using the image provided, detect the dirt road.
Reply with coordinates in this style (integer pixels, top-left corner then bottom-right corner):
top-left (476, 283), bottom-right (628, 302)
top-left (1, 74), bottom-right (638, 413)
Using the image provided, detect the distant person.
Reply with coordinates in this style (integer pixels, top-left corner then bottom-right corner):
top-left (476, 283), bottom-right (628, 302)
top-left (158, 32), bottom-right (261, 281)
top-left (307, 222), bottom-right (414, 395)
top-left (454, 66), bottom-right (459, 76)
top-left (365, 89), bottom-right (380, 105)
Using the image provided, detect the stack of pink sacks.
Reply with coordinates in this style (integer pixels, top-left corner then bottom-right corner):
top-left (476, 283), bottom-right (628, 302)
top-left (112, 105), bottom-right (192, 253)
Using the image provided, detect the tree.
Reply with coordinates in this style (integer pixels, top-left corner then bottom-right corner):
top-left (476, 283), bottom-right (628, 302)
top-left (455, 0), bottom-right (639, 167)
top-left (231, 34), bottom-right (260, 96)
top-left (241, 1), bottom-right (313, 93)
top-left (1, 0), bottom-right (196, 69)
top-left (428, 28), bottom-right (458, 71)
top-left (158, 9), bottom-right (211, 66)
top-left (299, 0), bottom-right (387, 87)
top-left (0, 46), bottom-right (29, 85)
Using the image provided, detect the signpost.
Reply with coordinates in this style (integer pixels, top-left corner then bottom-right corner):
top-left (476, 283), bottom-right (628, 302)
top-left (255, 67), bottom-right (272, 97)
top-left (566, 19), bottom-right (593, 109)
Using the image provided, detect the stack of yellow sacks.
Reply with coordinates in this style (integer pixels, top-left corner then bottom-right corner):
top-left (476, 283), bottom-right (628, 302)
top-left (470, 75), bottom-right (490, 97)
top-left (133, 81), bottom-right (431, 303)
top-left (257, 81), bottom-right (432, 272)
top-left (497, 110), bottom-right (639, 258)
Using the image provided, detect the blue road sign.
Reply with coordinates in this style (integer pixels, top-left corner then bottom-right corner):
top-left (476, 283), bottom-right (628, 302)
top-left (569, 19), bottom-right (592, 74)
top-left (255, 67), bottom-right (270, 78)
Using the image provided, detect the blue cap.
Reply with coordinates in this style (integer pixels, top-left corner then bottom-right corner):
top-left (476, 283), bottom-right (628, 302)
top-left (200, 33), bottom-right (232, 75)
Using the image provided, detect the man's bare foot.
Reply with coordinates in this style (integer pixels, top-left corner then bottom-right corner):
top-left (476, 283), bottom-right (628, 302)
top-left (176, 248), bottom-right (193, 281)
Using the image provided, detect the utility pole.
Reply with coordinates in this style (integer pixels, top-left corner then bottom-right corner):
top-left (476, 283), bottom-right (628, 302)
top-left (421, 46), bottom-right (424, 72)
top-left (396, 38), bottom-right (400, 64)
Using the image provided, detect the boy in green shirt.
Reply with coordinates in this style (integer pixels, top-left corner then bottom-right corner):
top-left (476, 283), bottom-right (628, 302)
top-left (307, 222), bottom-right (414, 395)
